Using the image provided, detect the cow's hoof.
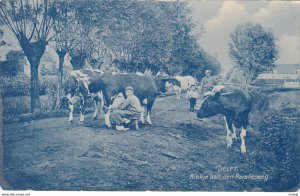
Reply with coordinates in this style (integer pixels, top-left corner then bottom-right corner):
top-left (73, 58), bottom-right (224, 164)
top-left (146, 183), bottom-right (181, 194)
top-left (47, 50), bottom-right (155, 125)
top-left (93, 117), bottom-right (97, 120)
top-left (241, 146), bottom-right (247, 154)
top-left (226, 137), bottom-right (233, 148)
top-left (227, 143), bottom-right (232, 149)
top-left (146, 122), bottom-right (153, 126)
top-left (67, 121), bottom-right (72, 125)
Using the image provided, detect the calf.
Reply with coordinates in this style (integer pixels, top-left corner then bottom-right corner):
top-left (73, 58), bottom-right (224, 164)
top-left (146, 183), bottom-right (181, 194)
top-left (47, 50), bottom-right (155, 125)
top-left (196, 85), bottom-right (252, 153)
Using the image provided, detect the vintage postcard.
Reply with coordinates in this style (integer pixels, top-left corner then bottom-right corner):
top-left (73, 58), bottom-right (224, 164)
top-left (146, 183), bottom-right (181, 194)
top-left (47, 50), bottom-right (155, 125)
top-left (0, 0), bottom-right (299, 194)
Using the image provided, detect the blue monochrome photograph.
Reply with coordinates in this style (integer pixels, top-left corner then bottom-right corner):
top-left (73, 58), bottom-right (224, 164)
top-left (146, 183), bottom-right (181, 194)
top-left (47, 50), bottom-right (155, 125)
top-left (0, 0), bottom-right (299, 192)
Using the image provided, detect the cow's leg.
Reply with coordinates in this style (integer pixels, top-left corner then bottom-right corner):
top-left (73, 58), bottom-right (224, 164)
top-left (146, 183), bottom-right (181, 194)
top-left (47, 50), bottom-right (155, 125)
top-left (105, 106), bottom-right (112, 128)
top-left (240, 127), bottom-right (247, 153)
top-left (232, 124), bottom-right (237, 140)
top-left (146, 111), bottom-right (152, 125)
top-left (79, 111), bottom-right (85, 124)
top-left (177, 89), bottom-right (181, 100)
top-left (145, 100), bottom-right (154, 125)
top-left (79, 98), bottom-right (85, 124)
top-left (224, 116), bottom-right (233, 148)
top-left (92, 100), bottom-right (100, 120)
top-left (99, 91), bottom-right (105, 115)
top-left (68, 104), bottom-right (74, 125)
top-left (140, 106), bottom-right (145, 124)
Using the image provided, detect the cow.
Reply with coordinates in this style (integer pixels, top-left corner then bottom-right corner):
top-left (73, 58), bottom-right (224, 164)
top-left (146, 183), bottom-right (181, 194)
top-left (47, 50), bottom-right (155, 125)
top-left (98, 73), bottom-right (158, 128)
top-left (154, 77), bottom-right (181, 99)
top-left (62, 69), bottom-right (104, 125)
top-left (175, 76), bottom-right (196, 91)
top-left (196, 85), bottom-right (252, 153)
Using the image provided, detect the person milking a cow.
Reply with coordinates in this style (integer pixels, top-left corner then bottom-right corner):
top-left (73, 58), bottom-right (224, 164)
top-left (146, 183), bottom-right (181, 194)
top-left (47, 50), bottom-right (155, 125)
top-left (108, 86), bottom-right (143, 131)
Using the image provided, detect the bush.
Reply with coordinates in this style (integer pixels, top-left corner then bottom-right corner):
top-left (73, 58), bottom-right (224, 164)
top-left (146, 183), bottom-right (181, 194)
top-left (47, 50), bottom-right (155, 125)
top-left (256, 109), bottom-right (300, 191)
top-left (40, 75), bottom-right (58, 96)
top-left (0, 73), bottom-right (60, 97)
top-left (0, 74), bottom-right (30, 97)
top-left (3, 96), bottom-right (31, 118)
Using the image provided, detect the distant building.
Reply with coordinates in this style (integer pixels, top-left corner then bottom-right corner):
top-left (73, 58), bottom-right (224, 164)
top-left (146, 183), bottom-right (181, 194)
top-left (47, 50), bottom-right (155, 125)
top-left (255, 64), bottom-right (300, 88)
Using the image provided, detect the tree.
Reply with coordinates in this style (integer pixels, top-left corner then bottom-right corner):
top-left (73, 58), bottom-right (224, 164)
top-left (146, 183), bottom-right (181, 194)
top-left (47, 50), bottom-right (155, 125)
top-left (229, 23), bottom-right (279, 82)
top-left (67, 0), bottom-right (97, 70)
top-left (52, 0), bottom-right (78, 108)
top-left (0, 0), bottom-right (56, 111)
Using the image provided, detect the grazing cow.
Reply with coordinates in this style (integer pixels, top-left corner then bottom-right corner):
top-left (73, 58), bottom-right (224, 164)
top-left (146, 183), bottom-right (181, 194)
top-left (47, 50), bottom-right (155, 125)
top-left (98, 73), bottom-right (158, 127)
top-left (62, 69), bottom-right (104, 124)
top-left (196, 85), bottom-right (252, 153)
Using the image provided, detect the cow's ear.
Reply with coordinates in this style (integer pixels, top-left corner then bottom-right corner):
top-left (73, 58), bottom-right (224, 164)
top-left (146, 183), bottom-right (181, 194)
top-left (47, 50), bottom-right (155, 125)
top-left (213, 91), bottom-right (221, 100)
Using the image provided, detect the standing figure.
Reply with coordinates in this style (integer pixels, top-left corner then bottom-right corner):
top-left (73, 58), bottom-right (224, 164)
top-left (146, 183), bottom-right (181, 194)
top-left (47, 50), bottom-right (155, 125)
top-left (200, 70), bottom-right (217, 96)
top-left (186, 85), bottom-right (198, 112)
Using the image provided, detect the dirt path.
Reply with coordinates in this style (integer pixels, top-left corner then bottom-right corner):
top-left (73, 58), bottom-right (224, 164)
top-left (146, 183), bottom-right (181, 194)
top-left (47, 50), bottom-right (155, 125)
top-left (2, 94), bottom-right (300, 191)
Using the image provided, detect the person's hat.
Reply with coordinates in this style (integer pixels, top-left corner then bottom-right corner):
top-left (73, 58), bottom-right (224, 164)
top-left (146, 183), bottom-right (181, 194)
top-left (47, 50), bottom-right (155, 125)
top-left (125, 86), bottom-right (134, 91)
top-left (205, 70), bottom-right (211, 74)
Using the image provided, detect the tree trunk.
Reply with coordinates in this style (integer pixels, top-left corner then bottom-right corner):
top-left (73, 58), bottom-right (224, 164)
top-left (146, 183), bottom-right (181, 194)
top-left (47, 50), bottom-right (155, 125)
top-left (55, 51), bottom-right (66, 110)
top-left (28, 59), bottom-right (40, 112)
top-left (18, 37), bottom-right (47, 112)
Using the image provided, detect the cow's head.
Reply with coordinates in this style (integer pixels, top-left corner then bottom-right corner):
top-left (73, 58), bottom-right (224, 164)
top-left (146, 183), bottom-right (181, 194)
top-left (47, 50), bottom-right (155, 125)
top-left (171, 78), bottom-right (181, 87)
top-left (64, 76), bottom-right (78, 95)
top-left (197, 91), bottom-right (222, 118)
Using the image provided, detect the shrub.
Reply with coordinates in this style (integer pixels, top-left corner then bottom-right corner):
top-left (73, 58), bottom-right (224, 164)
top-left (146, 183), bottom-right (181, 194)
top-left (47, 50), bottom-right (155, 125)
top-left (257, 109), bottom-right (300, 191)
top-left (40, 75), bottom-right (58, 96)
top-left (0, 74), bottom-right (30, 97)
top-left (3, 96), bottom-right (31, 119)
top-left (0, 73), bottom-right (60, 97)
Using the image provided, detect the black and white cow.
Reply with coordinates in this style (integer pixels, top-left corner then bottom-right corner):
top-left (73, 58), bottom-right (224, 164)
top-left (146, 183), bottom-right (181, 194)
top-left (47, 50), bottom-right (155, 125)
top-left (155, 77), bottom-right (181, 99)
top-left (97, 73), bottom-right (158, 127)
top-left (62, 69), bottom-right (104, 124)
top-left (196, 85), bottom-right (252, 153)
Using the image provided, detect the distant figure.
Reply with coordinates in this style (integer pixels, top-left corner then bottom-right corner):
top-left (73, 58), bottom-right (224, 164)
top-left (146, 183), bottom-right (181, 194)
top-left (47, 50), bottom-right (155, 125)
top-left (109, 86), bottom-right (142, 131)
top-left (186, 84), bottom-right (198, 112)
top-left (200, 70), bottom-right (217, 96)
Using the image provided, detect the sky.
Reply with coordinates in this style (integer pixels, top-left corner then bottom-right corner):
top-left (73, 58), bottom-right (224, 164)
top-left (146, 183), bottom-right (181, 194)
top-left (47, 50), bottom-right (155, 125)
top-left (188, 0), bottom-right (300, 75)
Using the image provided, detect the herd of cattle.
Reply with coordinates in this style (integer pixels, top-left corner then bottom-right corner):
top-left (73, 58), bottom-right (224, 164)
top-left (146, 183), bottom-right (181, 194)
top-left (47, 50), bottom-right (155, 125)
top-left (62, 69), bottom-right (252, 153)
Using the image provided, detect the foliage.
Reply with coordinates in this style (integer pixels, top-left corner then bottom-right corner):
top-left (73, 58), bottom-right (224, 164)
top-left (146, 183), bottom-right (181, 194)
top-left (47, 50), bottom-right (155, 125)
top-left (256, 108), bottom-right (300, 191)
top-left (0, 74), bottom-right (58, 98)
top-left (0, 74), bottom-right (30, 97)
top-left (0, 50), bottom-right (24, 76)
top-left (0, 0), bottom-right (57, 111)
top-left (83, 1), bottom-right (220, 77)
top-left (229, 23), bottom-right (279, 82)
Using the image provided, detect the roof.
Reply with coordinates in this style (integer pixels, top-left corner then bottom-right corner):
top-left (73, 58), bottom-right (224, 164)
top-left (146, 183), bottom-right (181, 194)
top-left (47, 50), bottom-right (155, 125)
top-left (274, 64), bottom-right (300, 74)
